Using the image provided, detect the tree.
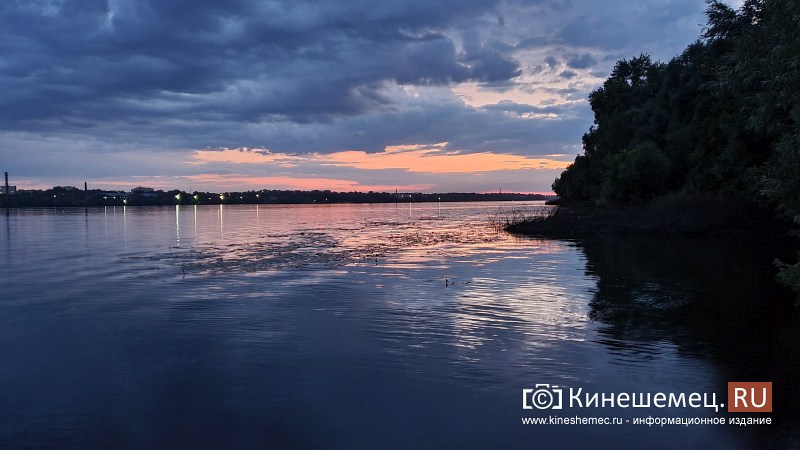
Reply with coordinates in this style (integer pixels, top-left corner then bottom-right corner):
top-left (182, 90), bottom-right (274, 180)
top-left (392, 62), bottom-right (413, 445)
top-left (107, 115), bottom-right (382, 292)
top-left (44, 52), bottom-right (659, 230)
top-left (551, 0), bottom-right (800, 300)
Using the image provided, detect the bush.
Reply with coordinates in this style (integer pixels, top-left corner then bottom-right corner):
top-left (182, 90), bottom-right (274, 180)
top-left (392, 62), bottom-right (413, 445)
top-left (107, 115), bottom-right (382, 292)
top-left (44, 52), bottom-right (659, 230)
top-left (599, 141), bottom-right (671, 205)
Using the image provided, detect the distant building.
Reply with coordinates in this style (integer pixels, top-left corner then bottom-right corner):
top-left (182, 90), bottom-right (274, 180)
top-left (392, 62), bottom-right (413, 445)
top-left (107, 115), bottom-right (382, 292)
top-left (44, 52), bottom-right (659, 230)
top-left (3, 172), bottom-right (12, 195)
top-left (391, 191), bottom-right (413, 200)
top-left (130, 186), bottom-right (157, 198)
top-left (54, 186), bottom-right (78, 191)
top-left (101, 191), bottom-right (129, 199)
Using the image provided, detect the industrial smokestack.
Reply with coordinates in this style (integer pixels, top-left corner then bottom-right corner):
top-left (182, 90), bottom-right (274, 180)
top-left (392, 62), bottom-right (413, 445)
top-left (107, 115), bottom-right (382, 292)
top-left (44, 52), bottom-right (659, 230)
top-left (4, 172), bottom-right (8, 196)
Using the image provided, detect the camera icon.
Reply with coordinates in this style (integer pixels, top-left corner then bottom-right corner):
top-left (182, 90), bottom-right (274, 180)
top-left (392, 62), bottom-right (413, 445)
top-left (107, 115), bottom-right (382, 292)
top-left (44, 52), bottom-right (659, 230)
top-left (523, 384), bottom-right (563, 410)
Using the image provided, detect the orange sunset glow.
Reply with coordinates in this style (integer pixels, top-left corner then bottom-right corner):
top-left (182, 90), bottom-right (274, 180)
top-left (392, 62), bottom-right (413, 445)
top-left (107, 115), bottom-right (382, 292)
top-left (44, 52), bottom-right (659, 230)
top-left (191, 143), bottom-right (571, 174)
top-left (182, 174), bottom-right (434, 192)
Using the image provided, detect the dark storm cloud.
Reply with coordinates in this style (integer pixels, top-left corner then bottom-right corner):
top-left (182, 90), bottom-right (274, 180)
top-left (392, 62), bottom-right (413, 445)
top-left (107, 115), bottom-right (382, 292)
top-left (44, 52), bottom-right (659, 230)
top-left (544, 56), bottom-right (559, 68)
top-left (559, 69), bottom-right (578, 79)
top-left (550, 0), bottom-right (704, 60)
top-left (0, 0), bottom-right (722, 186)
top-left (565, 53), bottom-right (597, 69)
top-left (514, 0), bottom-right (706, 64)
top-left (0, 0), bottom-right (525, 128)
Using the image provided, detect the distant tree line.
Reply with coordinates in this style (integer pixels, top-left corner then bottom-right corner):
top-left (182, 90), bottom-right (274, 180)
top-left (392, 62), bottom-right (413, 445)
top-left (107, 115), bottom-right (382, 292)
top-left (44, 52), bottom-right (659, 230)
top-left (1, 187), bottom-right (547, 208)
top-left (552, 0), bottom-right (800, 298)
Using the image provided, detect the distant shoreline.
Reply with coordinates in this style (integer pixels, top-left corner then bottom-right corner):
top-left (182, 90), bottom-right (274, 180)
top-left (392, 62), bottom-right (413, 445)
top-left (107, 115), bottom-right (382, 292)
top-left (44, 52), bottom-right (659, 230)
top-left (1, 187), bottom-right (551, 208)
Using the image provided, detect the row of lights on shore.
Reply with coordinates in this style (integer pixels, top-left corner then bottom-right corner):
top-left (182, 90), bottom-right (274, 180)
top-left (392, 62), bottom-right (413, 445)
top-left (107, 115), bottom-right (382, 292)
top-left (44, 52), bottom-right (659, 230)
top-left (111, 193), bottom-right (250, 205)
top-left (169, 193), bottom-right (261, 204)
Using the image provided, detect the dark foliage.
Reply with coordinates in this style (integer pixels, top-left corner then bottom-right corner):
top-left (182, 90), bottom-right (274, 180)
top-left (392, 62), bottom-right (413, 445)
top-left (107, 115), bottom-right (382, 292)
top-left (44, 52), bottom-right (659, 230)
top-left (553, 0), bottom-right (800, 298)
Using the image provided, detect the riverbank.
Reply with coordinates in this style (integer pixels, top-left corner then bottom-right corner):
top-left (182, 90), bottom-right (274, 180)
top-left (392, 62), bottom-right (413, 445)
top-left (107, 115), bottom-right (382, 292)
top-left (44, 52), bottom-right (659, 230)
top-left (505, 196), bottom-right (792, 240)
top-left (506, 196), bottom-right (800, 308)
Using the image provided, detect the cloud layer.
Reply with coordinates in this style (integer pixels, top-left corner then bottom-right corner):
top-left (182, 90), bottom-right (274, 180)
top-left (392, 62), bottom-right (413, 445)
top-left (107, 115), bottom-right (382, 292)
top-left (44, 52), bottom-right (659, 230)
top-left (0, 0), bottom-right (728, 192)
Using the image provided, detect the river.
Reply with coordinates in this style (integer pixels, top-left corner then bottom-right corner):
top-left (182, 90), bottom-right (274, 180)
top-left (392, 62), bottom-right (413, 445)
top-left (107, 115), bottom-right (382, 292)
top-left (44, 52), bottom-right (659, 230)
top-left (1, 202), bottom-right (798, 449)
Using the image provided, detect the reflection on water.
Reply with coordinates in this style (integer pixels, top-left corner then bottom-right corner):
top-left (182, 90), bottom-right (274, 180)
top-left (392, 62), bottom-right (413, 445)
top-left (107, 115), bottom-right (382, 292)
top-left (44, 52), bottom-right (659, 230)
top-left (580, 237), bottom-right (800, 448)
top-left (1, 203), bottom-right (798, 449)
top-left (123, 203), bottom-right (556, 273)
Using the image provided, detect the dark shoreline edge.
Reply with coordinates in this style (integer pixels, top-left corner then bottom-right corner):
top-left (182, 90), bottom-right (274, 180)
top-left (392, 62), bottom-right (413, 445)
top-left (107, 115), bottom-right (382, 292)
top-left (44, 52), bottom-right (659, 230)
top-left (504, 203), bottom-right (792, 240)
top-left (505, 203), bottom-right (800, 308)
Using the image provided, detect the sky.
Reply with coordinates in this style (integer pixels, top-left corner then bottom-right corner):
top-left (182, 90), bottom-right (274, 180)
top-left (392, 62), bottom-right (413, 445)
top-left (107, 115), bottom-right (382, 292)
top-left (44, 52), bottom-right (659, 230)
top-left (0, 0), bottom-right (742, 193)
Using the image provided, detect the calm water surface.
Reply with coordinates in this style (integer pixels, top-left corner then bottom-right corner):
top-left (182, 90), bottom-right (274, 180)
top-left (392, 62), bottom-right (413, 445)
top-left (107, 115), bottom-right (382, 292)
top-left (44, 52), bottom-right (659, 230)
top-left (1, 202), bottom-right (798, 449)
